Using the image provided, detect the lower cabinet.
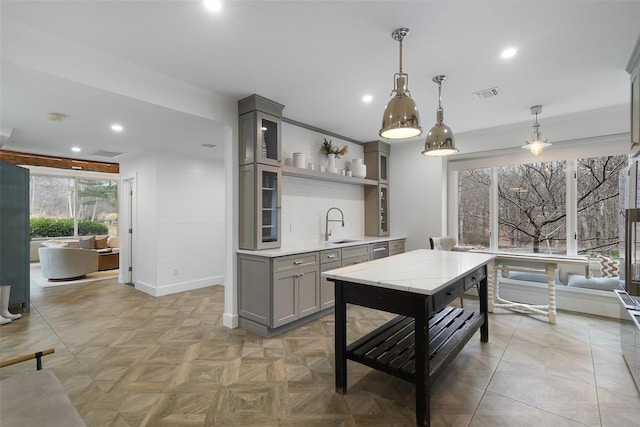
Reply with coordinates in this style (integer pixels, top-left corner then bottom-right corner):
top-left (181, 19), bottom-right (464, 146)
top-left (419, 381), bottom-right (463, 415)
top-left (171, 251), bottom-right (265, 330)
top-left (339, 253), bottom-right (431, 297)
top-left (237, 238), bottom-right (406, 336)
top-left (320, 247), bottom-right (342, 310)
top-left (341, 244), bottom-right (371, 266)
top-left (273, 264), bottom-right (319, 328)
top-left (389, 239), bottom-right (405, 256)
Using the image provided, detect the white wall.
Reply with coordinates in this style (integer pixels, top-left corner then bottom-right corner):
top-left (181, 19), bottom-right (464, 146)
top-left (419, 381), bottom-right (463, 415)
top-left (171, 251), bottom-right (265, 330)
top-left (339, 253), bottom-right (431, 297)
top-left (389, 140), bottom-right (446, 251)
top-left (121, 151), bottom-right (226, 296)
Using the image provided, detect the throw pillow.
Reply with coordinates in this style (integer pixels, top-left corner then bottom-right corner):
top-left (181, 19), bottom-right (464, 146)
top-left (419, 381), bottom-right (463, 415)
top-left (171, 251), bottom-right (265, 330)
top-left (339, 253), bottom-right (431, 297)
top-left (567, 274), bottom-right (623, 292)
top-left (507, 269), bottom-right (561, 286)
top-left (94, 236), bottom-right (108, 249)
top-left (79, 236), bottom-right (95, 249)
top-left (598, 255), bottom-right (619, 278)
top-left (42, 239), bottom-right (68, 248)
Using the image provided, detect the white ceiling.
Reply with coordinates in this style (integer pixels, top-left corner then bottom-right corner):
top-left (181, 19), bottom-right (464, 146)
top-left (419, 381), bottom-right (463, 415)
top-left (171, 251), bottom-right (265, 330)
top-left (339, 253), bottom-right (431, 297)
top-left (1, 1), bottom-right (639, 162)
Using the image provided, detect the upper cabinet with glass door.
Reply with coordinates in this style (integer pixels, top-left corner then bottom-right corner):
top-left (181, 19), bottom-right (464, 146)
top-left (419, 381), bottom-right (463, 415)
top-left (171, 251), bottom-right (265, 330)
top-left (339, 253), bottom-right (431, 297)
top-left (238, 95), bottom-right (284, 166)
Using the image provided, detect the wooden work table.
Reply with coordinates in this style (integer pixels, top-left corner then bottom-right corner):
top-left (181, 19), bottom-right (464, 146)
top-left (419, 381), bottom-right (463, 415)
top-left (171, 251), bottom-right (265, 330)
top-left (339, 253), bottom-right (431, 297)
top-left (323, 249), bottom-right (495, 427)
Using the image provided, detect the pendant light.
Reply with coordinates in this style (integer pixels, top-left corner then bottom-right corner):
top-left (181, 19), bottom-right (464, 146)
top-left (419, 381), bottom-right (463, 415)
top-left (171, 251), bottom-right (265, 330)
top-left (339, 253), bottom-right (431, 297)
top-left (422, 75), bottom-right (457, 156)
top-left (379, 27), bottom-right (422, 139)
top-left (522, 105), bottom-right (551, 156)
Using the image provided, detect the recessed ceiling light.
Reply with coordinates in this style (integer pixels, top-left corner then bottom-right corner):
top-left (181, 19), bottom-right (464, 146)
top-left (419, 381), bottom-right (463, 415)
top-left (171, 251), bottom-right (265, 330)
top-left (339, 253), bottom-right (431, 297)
top-left (362, 95), bottom-right (373, 103)
top-left (501, 47), bottom-right (517, 59)
top-left (203, 0), bottom-right (222, 12)
top-left (111, 124), bottom-right (124, 132)
top-left (71, 147), bottom-right (81, 152)
top-left (46, 112), bottom-right (67, 122)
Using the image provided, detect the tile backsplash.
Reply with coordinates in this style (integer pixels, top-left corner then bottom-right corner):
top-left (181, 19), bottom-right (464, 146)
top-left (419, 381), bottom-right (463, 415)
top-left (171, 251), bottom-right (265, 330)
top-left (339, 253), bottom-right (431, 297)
top-left (281, 176), bottom-right (364, 248)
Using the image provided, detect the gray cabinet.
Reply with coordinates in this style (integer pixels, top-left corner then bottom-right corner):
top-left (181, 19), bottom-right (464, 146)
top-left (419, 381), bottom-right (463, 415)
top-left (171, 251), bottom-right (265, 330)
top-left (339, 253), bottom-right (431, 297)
top-left (628, 36), bottom-right (640, 152)
top-left (365, 184), bottom-right (389, 236)
top-left (319, 248), bottom-right (341, 310)
top-left (0, 161), bottom-right (30, 311)
top-left (364, 141), bottom-right (391, 236)
top-left (341, 244), bottom-right (371, 266)
top-left (238, 94), bottom-right (284, 250)
top-left (239, 163), bottom-right (281, 250)
top-left (238, 252), bottom-right (319, 334)
top-left (389, 238), bottom-right (406, 256)
top-left (238, 95), bottom-right (283, 166)
top-left (273, 263), bottom-right (318, 327)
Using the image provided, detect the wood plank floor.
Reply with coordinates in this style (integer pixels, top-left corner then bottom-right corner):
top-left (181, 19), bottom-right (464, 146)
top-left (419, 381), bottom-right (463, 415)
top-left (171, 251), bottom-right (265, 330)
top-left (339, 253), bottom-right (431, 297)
top-left (1, 276), bottom-right (639, 426)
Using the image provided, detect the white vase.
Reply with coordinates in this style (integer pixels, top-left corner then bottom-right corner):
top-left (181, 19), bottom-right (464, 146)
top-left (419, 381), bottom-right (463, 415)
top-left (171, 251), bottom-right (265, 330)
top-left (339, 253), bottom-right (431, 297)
top-left (327, 153), bottom-right (338, 174)
top-left (351, 161), bottom-right (367, 178)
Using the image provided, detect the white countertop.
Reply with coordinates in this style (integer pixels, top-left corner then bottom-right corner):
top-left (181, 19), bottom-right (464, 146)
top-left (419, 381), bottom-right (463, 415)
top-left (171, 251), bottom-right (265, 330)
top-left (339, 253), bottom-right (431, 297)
top-left (236, 236), bottom-right (406, 257)
top-left (321, 249), bottom-right (496, 296)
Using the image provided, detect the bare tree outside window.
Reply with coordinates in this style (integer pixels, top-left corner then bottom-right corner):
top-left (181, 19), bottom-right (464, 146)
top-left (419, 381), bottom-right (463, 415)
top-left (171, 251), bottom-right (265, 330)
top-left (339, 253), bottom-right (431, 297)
top-left (458, 169), bottom-right (490, 248)
top-left (457, 155), bottom-right (626, 257)
top-left (577, 155), bottom-right (627, 257)
top-left (498, 161), bottom-right (567, 254)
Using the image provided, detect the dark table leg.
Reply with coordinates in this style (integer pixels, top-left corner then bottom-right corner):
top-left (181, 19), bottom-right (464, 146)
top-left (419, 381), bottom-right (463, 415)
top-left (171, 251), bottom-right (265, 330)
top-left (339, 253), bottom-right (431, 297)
top-left (479, 275), bottom-right (489, 342)
top-left (334, 280), bottom-right (347, 394)
top-left (414, 301), bottom-right (429, 426)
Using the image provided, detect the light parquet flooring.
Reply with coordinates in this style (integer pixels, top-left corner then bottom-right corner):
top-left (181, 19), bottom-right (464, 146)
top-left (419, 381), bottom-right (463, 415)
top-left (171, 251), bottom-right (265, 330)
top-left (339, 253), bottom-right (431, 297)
top-left (1, 277), bottom-right (639, 426)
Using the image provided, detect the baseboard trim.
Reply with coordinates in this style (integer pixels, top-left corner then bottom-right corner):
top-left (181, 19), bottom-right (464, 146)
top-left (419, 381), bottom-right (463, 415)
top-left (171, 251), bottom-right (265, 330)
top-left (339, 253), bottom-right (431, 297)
top-left (223, 312), bottom-right (238, 329)
top-left (135, 275), bottom-right (224, 297)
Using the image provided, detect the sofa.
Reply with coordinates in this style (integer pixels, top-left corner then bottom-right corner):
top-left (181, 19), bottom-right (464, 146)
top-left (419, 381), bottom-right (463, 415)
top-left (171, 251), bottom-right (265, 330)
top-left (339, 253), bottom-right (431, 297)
top-left (31, 235), bottom-right (119, 262)
top-left (38, 247), bottom-right (99, 281)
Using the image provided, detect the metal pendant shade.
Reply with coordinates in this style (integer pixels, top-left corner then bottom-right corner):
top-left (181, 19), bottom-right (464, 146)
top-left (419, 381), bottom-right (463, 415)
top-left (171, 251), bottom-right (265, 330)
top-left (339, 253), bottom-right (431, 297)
top-left (522, 105), bottom-right (551, 156)
top-left (422, 75), bottom-right (457, 156)
top-left (379, 28), bottom-right (422, 139)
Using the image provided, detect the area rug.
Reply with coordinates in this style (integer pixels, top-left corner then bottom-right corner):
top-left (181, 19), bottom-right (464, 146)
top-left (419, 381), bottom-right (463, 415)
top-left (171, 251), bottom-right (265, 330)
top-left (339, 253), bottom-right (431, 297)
top-left (31, 263), bottom-right (119, 288)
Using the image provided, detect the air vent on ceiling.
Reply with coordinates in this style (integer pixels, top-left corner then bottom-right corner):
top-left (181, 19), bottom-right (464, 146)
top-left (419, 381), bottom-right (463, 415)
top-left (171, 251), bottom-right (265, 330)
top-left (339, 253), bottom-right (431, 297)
top-left (473, 87), bottom-right (501, 99)
top-left (89, 149), bottom-right (124, 158)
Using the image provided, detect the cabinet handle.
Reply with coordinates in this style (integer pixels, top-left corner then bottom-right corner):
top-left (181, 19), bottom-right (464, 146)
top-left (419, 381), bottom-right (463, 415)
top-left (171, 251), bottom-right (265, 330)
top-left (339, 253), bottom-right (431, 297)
top-left (372, 247), bottom-right (387, 252)
top-left (300, 272), bottom-right (304, 276)
top-left (327, 254), bottom-right (336, 259)
top-left (293, 260), bottom-right (303, 265)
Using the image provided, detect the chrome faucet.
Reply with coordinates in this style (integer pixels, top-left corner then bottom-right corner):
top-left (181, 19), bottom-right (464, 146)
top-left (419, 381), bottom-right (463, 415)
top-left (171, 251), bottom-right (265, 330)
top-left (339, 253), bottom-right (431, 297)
top-left (325, 207), bottom-right (345, 241)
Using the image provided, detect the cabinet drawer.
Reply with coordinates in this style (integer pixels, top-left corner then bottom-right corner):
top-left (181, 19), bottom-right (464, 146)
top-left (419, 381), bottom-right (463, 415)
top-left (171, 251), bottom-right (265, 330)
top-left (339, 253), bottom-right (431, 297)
top-left (341, 254), bottom-right (371, 267)
top-left (320, 249), bottom-right (341, 264)
top-left (432, 279), bottom-right (465, 313)
top-left (274, 252), bottom-right (318, 272)
top-left (389, 239), bottom-right (405, 252)
top-left (464, 267), bottom-right (486, 289)
top-left (341, 244), bottom-right (370, 260)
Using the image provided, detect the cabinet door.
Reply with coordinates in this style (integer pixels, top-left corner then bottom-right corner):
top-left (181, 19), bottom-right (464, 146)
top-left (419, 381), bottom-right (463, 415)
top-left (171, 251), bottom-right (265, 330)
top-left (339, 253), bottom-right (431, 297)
top-left (257, 111), bottom-right (281, 166)
top-left (257, 164), bottom-right (281, 249)
top-left (298, 265), bottom-right (320, 317)
top-left (320, 261), bottom-right (341, 309)
top-left (273, 270), bottom-right (297, 328)
top-left (238, 110), bottom-right (282, 166)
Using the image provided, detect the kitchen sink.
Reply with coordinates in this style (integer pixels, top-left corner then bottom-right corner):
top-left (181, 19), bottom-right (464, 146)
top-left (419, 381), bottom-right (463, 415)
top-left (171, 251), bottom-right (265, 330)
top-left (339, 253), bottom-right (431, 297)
top-left (327, 239), bottom-right (362, 245)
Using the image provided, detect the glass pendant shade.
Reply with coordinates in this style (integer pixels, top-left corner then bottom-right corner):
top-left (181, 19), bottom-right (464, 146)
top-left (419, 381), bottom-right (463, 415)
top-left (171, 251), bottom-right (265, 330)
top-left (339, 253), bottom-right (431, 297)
top-left (521, 105), bottom-right (551, 156)
top-left (421, 75), bottom-right (457, 156)
top-left (379, 28), bottom-right (422, 139)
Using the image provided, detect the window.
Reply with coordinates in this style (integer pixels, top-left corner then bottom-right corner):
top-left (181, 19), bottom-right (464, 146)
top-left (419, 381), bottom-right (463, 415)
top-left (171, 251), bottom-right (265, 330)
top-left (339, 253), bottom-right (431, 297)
top-left (497, 162), bottom-right (567, 254)
top-left (456, 154), bottom-right (627, 258)
top-left (576, 155), bottom-right (627, 256)
top-left (457, 169), bottom-right (490, 248)
top-left (30, 174), bottom-right (118, 238)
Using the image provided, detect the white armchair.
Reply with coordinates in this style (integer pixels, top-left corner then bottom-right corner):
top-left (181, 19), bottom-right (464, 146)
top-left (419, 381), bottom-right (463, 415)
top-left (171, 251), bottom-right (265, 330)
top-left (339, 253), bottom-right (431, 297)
top-left (38, 248), bottom-right (98, 281)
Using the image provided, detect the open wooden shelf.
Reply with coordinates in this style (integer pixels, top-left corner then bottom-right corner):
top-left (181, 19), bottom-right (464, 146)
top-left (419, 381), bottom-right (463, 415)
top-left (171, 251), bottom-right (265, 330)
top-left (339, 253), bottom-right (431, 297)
top-left (281, 165), bottom-right (378, 186)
